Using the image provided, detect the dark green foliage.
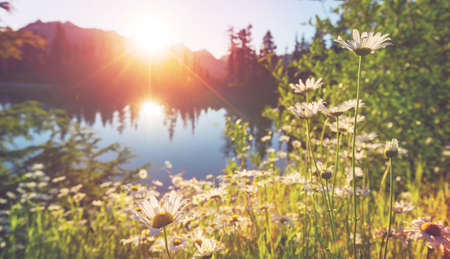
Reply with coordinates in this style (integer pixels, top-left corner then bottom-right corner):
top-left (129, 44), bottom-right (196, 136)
top-left (289, 0), bottom-right (449, 178)
top-left (0, 101), bottom-right (149, 201)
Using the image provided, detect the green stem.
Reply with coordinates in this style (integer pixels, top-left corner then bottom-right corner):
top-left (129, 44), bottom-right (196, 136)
top-left (352, 55), bottom-right (363, 258)
top-left (163, 227), bottom-right (172, 259)
top-left (332, 116), bottom-right (340, 210)
top-left (306, 119), bottom-right (336, 247)
top-left (383, 158), bottom-right (394, 259)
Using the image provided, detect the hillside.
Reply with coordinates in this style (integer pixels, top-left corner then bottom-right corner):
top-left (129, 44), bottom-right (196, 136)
top-left (18, 20), bottom-right (227, 80)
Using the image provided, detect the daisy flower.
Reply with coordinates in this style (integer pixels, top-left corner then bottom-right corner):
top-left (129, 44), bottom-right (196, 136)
top-left (133, 191), bottom-right (188, 231)
top-left (154, 236), bottom-right (188, 253)
top-left (290, 77), bottom-right (323, 94)
top-left (320, 99), bottom-right (364, 117)
top-left (289, 100), bottom-right (326, 119)
top-left (407, 218), bottom-right (450, 249)
top-left (335, 29), bottom-right (392, 56)
top-left (393, 200), bottom-right (415, 214)
top-left (194, 237), bottom-right (223, 258)
top-left (138, 169), bottom-right (148, 179)
top-left (271, 213), bottom-right (295, 227)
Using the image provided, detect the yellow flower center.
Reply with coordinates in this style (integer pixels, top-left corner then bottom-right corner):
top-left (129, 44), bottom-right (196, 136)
top-left (354, 47), bottom-right (371, 56)
top-left (259, 205), bottom-right (268, 211)
top-left (420, 222), bottom-right (441, 237)
top-left (229, 215), bottom-right (240, 224)
top-left (280, 217), bottom-right (289, 224)
top-left (311, 185), bottom-right (320, 191)
top-left (131, 185), bottom-right (139, 191)
top-left (151, 212), bottom-right (174, 229)
top-left (172, 239), bottom-right (182, 246)
top-left (210, 194), bottom-right (221, 200)
top-left (194, 239), bottom-right (203, 247)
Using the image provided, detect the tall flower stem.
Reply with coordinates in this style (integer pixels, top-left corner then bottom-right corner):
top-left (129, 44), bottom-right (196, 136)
top-left (352, 55), bottom-right (363, 258)
top-left (306, 119), bottom-right (337, 248)
top-left (163, 227), bottom-right (172, 259)
top-left (332, 116), bottom-right (340, 209)
top-left (383, 158), bottom-right (394, 259)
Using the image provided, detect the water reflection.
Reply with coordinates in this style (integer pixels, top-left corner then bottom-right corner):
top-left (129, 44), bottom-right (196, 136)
top-left (139, 100), bottom-right (163, 118)
top-left (0, 82), bottom-right (278, 181)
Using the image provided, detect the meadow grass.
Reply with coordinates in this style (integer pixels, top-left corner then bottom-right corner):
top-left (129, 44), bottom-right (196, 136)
top-left (1, 28), bottom-right (449, 258)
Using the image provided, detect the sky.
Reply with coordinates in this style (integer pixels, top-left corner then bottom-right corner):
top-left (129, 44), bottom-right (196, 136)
top-left (2, 0), bottom-right (338, 58)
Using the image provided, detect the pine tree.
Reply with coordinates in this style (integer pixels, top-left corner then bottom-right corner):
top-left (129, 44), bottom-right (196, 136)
top-left (260, 30), bottom-right (277, 59)
top-left (50, 24), bottom-right (69, 65)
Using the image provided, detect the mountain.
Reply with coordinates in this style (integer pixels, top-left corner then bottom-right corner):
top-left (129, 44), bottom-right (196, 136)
top-left (21, 20), bottom-right (124, 50)
top-left (170, 44), bottom-right (227, 79)
top-left (19, 20), bottom-right (227, 80)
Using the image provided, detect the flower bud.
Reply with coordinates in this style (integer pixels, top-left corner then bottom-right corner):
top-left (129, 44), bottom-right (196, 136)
top-left (321, 171), bottom-right (332, 180)
top-left (384, 138), bottom-right (398, 158)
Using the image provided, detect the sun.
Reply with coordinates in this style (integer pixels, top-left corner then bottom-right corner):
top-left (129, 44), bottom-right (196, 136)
top-left (140, 100), bottom-right (163, 117)
top-left (132, 17), bottom-right (171, 56)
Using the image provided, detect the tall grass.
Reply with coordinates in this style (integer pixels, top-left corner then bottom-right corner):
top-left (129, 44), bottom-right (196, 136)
top-left (1, 29), bottom-right (449, 258)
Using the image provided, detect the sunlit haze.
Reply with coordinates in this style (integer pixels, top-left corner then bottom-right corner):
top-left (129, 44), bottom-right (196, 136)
top-left (131, 17), bottom-right (172, 56)
top-left (2, 0), bottom-right (338, 58)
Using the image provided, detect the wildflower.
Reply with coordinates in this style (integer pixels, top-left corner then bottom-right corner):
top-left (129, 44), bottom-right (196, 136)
top-left (31, 164), bottom-right (44, 171)
top-left (6, 192), bottom-right (15, 199)
top-left (266, 148), bottom-right (275, 154)
top-left (228, 214), bottom-right (245, 225)
top-left (92, 200), bottom-right (103, 207)
top-left (254, 202), bottom-right (274, 214)
top-left (303, 184), bottom-right (323, 193)
top-left (320, 99), bottom-right (364, 117)
top-left (152, 180), bottom-right (163, 187)
top-left (393, 201), bottom-right (415, 214)
top-left (70, 184), bottom-right (83, 193)
top-left (277, 151), bottom-right (287, 158)
top-left (281, 125), bottom-right (292, 132)
top-left (0, 198), bottom-right (6, 204)
top-left (164, 160), bottom-right (173, 169)
top-left (280, 135), bottom-right (290, 142)
top-left (272, 214), bottom-right (295, 227)
top-left (99, 181), bottom-right (112, 188)
top-left (290, 77), bottom-right (323, 94)
top-left (407, 218), bottom-right (450, 249)
top-left (289, 100), bottom-right (326, 119)
top-left (205, 187), bottom-right (226, 201)
top-left (384, 139), bottom-right (399, 158)
top-left (292, 140), bottom-right (302, 149)
top-left (26, 182), bottom-right (37, 188)
top-left (194, 237), bottom-right (223, 258)
top-left (155, 236), bottom-right (188, 253)
top-left (133, 191), bottom-right (187, 231)
top-left (73, 192), bottom-right (86, 203)
top-left (138, 169), bottom-right (148, 179)
top-left (33, 170), bottom-right (45, 178)
top-left (344, 186), bottom-right (370, 197)
top-left (260, 135), bottom-right (272, 144)
top-left (58, 188), bottom-right (69, 198)
top-left (281, 172), bottom-right (306, 185)
top-left (321, 170), bottom-right (332, 180)
top-left (51, 176), bottom-right (66, 183)
top-left (48, 204), bottom-right (61, 211)
top-left (335, 29), bottom-right (391, 56)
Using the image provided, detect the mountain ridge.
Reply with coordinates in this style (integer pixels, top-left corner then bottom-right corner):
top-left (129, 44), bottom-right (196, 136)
top-left (20, 20), bottom-right (227, 79)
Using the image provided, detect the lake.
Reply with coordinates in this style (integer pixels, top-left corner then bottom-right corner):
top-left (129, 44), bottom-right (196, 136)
top-left (1, 83), bottom-right (281, 186)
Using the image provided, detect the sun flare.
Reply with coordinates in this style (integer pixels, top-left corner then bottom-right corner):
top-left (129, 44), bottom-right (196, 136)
top-left (140, 100), bottom-right (163, 117)
top-left (132, 17), bottom-right (171, 56)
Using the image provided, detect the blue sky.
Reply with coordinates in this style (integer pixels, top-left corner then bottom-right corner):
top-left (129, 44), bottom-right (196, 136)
top-left (2, 0), bottom-right (338, 58)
